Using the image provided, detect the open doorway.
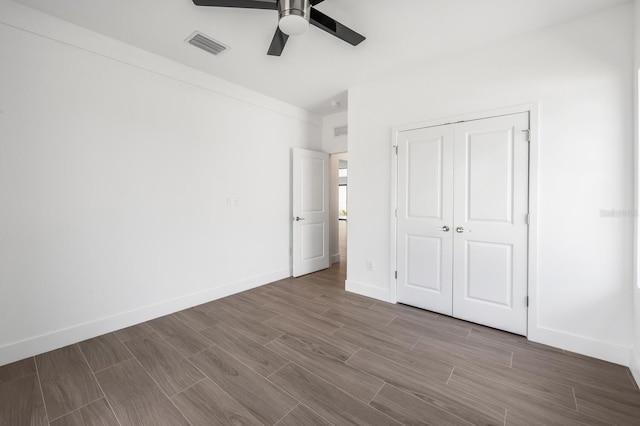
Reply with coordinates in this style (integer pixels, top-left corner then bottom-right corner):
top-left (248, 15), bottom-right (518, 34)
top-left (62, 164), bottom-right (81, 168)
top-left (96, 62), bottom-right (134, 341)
top-left (338, 160), bottom-right (348, 264)
top-left (323, 109), bottom-right (349, 285)
top-left (329, 152), bottom-right (348, 285)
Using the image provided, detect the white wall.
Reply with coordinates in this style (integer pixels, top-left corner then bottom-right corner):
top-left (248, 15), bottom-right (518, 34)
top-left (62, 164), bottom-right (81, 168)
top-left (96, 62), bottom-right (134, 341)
top-left (632, 0), bottom-right (640, 384)
top-left (322, 111), bottom-right (348, 154)
top-left (348, 4), bottom-right (635, 365)
top-left (0, 1), bottom-right (321, 366)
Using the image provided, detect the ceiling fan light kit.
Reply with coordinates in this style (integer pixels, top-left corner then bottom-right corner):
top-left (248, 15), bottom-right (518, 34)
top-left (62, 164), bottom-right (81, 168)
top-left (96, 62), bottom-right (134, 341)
top-left (278, 0), bottom-right (310, 36)
top-left (191, 0), bottom-right (365, 56)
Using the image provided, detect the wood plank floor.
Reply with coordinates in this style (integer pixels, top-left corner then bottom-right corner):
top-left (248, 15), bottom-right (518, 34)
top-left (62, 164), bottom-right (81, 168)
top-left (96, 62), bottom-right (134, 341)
top-left (2, 261), bottom-right (640, 425)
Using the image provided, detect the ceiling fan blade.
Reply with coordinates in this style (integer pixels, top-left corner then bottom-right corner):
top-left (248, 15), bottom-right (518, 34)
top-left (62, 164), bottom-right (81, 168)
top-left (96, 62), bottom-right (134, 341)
top-left (267, 27), bottom-right (289, 56)
top-left (310, 8), bottom-right (365, 46)
top-left (192, 0), bottom-right (277, 10)
top-left (310, 0), bottom-right (326, 5)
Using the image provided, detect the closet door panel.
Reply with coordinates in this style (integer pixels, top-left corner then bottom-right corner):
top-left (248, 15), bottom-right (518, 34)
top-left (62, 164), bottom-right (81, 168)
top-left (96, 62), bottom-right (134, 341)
top-left (452, 113), bottom-right (529, 336)
top-left (396, 126), bottom-right (454, 315)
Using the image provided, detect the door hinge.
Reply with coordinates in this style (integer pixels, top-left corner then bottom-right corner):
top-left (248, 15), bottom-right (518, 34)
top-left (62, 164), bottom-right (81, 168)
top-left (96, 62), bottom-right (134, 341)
top-left (395, 208), bottom-right (398, 218)
top-left (526, 296), bottom-right (529, 307)
top-left (521, 129), bottom-right (531, 142)
top-left (395, 271), bottom-right (398, 279)
top-left (526, 213), bottom-right (530, 225)
top-left (394, 145), bottom-right (398, 155)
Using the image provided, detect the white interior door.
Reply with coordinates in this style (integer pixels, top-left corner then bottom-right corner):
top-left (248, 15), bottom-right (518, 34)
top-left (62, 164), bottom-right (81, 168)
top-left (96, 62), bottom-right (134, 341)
top-left (396, 125), bottom-right (454, 315)
top-left (452, 113), bottom-right (529, 335)
top-left (395, 112), bottom-right (529, 336)
top-left (293, 148), bottom-right (330, 277)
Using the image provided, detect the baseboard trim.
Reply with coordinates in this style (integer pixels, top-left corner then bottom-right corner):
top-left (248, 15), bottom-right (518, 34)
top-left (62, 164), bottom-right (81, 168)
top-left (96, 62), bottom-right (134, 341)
top-left (0, 268), bottom-right (289, 366)
top-left (345, 279), bottom-right (394, 303)
top-left (331, 254), bottom-right (340, 264)
top-left (346, 281), bottom-right (633, 368)
top-left (528, 325), bottom-right (632, 366)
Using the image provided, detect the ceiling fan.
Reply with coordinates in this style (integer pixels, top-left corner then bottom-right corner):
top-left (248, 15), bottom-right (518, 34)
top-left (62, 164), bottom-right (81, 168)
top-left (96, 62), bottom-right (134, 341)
top-left (191, 0), bottom-right (366, 56)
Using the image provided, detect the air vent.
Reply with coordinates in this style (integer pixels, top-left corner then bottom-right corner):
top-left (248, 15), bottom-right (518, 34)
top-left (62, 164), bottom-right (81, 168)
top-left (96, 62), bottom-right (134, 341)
top-left (186, 31), bottom-right (229, 56)
top-left (334, 125), bottom-right (348, 137)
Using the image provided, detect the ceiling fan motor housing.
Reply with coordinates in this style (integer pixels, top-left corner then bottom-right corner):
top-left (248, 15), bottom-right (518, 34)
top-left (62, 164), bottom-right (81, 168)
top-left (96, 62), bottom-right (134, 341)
top-left (278, 0), bottom-right (311, 36)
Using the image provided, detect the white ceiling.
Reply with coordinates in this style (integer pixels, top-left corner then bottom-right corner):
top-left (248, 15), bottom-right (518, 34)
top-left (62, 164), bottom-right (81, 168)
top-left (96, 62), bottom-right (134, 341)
top-left (13, 0), bottom-right (629, 116)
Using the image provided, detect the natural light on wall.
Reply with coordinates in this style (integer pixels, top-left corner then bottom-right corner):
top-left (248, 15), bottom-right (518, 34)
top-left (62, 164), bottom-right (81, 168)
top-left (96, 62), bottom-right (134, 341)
top-left (339, 185), bottom-right (347, 219)
top-left (339, 166), bottom-right (347, 219)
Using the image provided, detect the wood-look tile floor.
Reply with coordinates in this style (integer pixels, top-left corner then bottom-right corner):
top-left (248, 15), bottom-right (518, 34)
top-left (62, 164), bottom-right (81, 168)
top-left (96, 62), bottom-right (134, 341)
top-left (2, 262), bottom-right (640, 425)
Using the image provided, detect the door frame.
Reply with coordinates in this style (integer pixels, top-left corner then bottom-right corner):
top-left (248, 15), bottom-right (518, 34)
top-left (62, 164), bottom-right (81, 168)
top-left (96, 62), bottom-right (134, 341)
top-left (390, 103), bottom-right (539, 338)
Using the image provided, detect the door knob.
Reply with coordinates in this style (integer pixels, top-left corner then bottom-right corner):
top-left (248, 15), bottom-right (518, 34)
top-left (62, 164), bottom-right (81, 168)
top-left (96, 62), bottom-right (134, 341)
top-left (456, 227), bottom-right (471, 233)
top-left (435, 226), bottom-right (450, 232)
top-left (293, 216), bottom-right (306, 221)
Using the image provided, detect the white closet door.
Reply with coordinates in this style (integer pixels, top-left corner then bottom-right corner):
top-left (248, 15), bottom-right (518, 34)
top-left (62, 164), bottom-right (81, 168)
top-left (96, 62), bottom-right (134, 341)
top-left (452, 113), bottom-right (529, 335)
top-left (396, 125), bottom-right (455, 315)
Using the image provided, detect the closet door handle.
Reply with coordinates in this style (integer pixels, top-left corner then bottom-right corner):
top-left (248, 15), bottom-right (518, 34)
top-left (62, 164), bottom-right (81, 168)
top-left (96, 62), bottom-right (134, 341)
top-left (456, 227), bottom-right (471, 233)
top-left (435, 226), bottom-right (450, 232)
